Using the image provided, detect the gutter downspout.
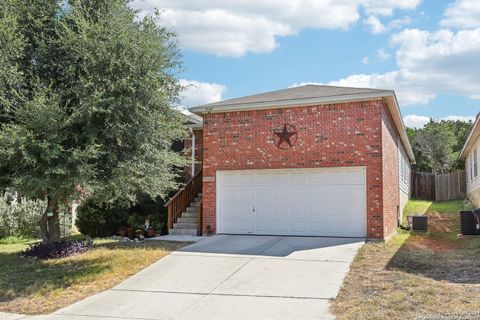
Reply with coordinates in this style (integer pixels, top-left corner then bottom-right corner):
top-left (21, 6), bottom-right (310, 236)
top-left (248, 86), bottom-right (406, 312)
top-left (189, 128), bottom-right (195, 177)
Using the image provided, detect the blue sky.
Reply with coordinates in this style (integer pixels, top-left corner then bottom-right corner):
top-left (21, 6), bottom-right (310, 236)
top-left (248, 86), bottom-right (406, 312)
top-left (131, 0), bottom-right (480, 128)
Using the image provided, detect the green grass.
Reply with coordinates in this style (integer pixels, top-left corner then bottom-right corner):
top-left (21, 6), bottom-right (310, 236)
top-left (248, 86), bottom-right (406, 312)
top-left (0, 239), bottom-right (189, 315)
top-left (0, 236), bottom-right (35, 245)
top-left (402, 199), bottom-right (468, 224)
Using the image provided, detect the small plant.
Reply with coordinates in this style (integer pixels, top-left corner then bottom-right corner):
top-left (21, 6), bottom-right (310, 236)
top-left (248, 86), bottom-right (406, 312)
top-left (22, 239), bottom-right (93, 259)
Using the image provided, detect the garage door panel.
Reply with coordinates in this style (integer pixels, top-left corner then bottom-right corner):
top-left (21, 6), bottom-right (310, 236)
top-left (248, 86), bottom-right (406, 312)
top-left (290, 172), bottom-right (307, 184)
top-left (272, 188), bottom-right (290, 201)
top-left (290, 187), bottom-right (308, 201)
top-left (255, 187), bottom-right (273, 201)
top-left (290, 205), bottom-right (308, 218)
top-left (218, 168), bottom-right (366, 237)
top-left (255, 173), bottom-right (274, 185)
top-left (238, 222), bottom-right (254, 233)
top-left (308, 170), bottom-right (364, 185)
top-left (255, 222), bottom-right (271, 233)
top-left (237, 205), bottom-right (253, 217)
top-left (290, 222), bottom-right (308, 233)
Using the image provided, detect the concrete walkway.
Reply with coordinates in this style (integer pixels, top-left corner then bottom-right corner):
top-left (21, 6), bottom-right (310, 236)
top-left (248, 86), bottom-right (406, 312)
top-left (26, 235), bottom-right (364, 320)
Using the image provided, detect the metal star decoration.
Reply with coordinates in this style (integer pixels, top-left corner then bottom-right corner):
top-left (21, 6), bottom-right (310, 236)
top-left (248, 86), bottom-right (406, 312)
top-left (273, 123), bottom-right (298, 149)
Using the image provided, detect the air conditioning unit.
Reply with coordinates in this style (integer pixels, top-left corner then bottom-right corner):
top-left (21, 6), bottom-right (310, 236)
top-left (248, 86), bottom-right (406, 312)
top-left (459, 210), bottom-right (480, 235)
top-left (406, 215), bottom-right (428, 232)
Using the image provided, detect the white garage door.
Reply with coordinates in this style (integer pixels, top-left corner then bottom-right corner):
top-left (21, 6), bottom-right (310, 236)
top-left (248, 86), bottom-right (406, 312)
top-left (217, 167), bottom-right (366, 237)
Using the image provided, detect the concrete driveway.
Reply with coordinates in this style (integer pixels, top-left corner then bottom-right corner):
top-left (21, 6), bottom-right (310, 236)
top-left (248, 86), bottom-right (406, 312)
top-left (42, 235), bottom-right (364, 320)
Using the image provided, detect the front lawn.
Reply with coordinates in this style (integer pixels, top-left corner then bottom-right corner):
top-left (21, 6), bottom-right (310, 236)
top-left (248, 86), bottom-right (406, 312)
top-left (332, 199), bottom-right (480, 320)
top-left (0, 239), bottom-right (188, 315)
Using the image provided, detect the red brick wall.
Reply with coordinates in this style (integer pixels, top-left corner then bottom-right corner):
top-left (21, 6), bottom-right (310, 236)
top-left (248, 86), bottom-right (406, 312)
top-left (381, 107), bottom-right (400, 238)
top-left (202, 100), bottom-right (396, 238)
top-left (184, 129), bottom-right (203, 178)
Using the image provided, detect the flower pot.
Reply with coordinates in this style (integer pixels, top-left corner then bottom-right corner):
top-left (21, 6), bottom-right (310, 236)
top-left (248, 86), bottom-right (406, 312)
top-left (127, 227), bottom-right (135, 239)
top-left (146, 228), bottom-right (155, 238)
top-left (119, 227), bottom-right (127, 237)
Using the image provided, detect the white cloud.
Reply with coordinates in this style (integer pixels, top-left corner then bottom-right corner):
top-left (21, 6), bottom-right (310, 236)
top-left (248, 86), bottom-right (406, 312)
top-left (364, 15), bottom-right (412, 34)
top-left (324, 28), bottom-right (480, 105)
top-left (403, 115), bottom-right (431, 128)
top-left (362, 0), bottom-right (421, 16)
top-left (364, 15), bottom-right (387, 34)
top-left (362, 56), bottom-right (370, 64)
top-left (179, 79), bottom-right (226, 107)
top-left (327, 72), bottom-right (436, 105)
top-left (130, 0), bottom-right (421, 57)
top-left (377, 48), bottom-right (391, 61)
top-left (441, 0), bottom-right (480, 29)
top-left (388, 16), bottom-right (412, 29)
top-left (403, 114), bottom-right (475, 128)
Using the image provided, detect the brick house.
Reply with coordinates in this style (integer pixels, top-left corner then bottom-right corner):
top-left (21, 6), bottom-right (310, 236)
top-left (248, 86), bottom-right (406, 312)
top-left (168, 85), bottom-right (414, 240)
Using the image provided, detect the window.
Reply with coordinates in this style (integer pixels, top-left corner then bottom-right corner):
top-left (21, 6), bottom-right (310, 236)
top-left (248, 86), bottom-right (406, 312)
top-left (471, 154), bottom-right (474, 181)
top-left (475, 147), bottom-right (478, 178)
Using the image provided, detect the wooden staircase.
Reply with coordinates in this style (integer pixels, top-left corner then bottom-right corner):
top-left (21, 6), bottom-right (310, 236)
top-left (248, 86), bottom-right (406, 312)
top-left (165, 170), bottom-right (203, 236)
top-left (169, 193), bottom-right (203, 236)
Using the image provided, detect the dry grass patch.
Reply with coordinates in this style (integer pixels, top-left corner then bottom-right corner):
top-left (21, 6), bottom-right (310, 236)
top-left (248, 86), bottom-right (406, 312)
top-left (332, 200), bottom-right (480, 320)
top-left (0, 240), bottom-right (188, 315)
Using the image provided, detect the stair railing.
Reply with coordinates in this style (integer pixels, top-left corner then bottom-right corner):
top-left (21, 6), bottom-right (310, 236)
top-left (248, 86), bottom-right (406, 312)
top-left (197, 197), bottom-right (203, 236)
top-left (165, 169), bottom-right (203, 231)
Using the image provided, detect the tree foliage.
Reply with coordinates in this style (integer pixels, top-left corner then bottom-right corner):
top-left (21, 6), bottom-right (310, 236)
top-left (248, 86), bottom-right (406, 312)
top-left (407, 119), bottom-right (474, 174)
top-left (0, 0), bottom-right (187, 243)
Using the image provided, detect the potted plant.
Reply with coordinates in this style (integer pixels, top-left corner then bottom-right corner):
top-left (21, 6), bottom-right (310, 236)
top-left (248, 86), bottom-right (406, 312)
top-left (127, 227), bottom-right (135, 239)
top-left (119, 226), bottom-right (127, 237)
top-left (146, 227), bottom-right (155, 238)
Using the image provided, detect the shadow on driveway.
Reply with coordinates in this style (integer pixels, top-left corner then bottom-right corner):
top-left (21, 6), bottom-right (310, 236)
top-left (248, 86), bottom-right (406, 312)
top-left (177, 234), bottom-right (365, 261)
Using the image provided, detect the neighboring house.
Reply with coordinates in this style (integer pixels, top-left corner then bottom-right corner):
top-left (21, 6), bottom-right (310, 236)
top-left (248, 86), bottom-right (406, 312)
top-left (169, 85), bottom-right (414, 240)
top-left (460, 114), bottom-right (480, 206)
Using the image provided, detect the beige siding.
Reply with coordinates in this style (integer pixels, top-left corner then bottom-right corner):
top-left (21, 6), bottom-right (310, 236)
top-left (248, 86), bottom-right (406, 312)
top-left (398, 141), bottom-right (411, 213)
top-left (466, 134), bottom-right (480, 206)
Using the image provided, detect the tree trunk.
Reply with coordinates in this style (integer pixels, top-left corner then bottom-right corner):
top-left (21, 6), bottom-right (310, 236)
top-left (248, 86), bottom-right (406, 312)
top-left (39, 196), bottom-right (61, 244)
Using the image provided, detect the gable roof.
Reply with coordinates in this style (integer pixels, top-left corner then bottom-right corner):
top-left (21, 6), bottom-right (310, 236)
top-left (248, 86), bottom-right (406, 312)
top-left (190, 84), bottom-right (392, 112)
top-left (460, 114), bottom-right (480, 160)
top-left (189, 84), bottom-right (414, 163)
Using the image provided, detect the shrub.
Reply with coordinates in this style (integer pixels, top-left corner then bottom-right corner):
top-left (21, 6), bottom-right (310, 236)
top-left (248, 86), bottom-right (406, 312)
top-left (22, 239), bottom-right (93, 259)
top-left (0, 235), bottom-right (33, 244)
top-left (0, 193), bottom-right (46, 239)
top-left (76, 199), bottom-right (129, 237)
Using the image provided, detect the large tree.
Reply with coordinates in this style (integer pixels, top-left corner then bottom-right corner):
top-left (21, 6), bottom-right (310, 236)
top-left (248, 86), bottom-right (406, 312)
top-left (0, 0), bottom-right (187, 244)
top-left (407, 119), bottom-right (474, 174)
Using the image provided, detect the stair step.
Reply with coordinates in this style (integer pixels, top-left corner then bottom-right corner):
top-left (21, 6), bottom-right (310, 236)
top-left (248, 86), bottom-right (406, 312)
top-left (194, 197), bottom-right (201, 202)
top-left (169, 229), bottom-right (198, 236)
top-left (182, 211), bottom-right (198, 218)
top-left (190, 201), bottom-right (201, 207)
top-left (173, 222), bottom-right (198, 229)
top-left (186, 207), bottom-right (198, 213)
top-left (178, 217), bottom-right (197, 223)
top-left (197, 193), bottom-right (203, 197)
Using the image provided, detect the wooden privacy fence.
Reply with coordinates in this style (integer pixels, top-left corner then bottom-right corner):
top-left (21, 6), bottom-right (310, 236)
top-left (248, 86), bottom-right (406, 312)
top-left (411, 170), bottom-right (466, 201)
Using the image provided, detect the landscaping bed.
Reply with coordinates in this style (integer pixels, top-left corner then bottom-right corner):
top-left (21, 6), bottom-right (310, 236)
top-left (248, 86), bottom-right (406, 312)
top-left (0, 238), bottom-right (189, 315)
top-left (332, 199), bottom-right (480, 320)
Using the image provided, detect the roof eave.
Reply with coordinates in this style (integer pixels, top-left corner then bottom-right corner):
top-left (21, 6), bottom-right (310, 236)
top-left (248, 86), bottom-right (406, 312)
top-left (460, 115), bottom-right (480, 160)
top-left (189, 91), bottom-right (394, 114)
